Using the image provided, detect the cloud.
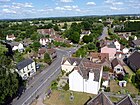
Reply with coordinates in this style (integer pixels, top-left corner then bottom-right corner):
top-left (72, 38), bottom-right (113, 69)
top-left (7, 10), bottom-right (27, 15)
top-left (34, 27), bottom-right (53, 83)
top-left (2, 8), bottom-right (16, 14)
top-left (55, 5), bottom-right (79, 11)
top-left (86, 2), bottom-right (96, 6)
top-left (110, 6), bottom-right (123, 10)
top-left (0, 0), bottom-right (10, 3)
top-left (12, 2), bottom-right (34, 8)
top-left (105, 0), bottom-right (123, 6)
top-left (60, 0), bottom-right (73, 3)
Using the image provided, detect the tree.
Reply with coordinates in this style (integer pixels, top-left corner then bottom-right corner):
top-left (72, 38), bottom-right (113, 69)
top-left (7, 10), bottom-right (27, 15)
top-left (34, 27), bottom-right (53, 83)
top-left (135, 69), bottom-right (140, 89)
top-left (69, 32), bottom-right (80, 43)
top-left (53, 24), bottom-right (59, 31)
top-left (82, 35), bottom-right (92, 43)
top-left (0, 44), bottom-right (19, 104)
top-left (44, 52), bottom-right (52, 64)
top-left (32, 41), bottom-right (41, 52)
top-left (63, 22), bottom-right (67, 29)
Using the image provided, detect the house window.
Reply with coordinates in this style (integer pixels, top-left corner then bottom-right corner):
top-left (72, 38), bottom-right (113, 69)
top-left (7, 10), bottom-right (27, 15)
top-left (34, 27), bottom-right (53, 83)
top-left (31, 63), bottom-right (33, 68)
top-left (117, 68), bottom-right (120, 71)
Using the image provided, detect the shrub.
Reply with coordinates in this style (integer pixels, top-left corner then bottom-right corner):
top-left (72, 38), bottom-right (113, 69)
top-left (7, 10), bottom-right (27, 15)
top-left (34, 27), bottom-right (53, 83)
top-left (63, 83), bottom-right (69, 91)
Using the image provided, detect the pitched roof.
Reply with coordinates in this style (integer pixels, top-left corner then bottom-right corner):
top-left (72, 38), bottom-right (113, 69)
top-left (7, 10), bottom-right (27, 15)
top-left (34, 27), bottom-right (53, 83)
top-left (37, 28), bottom-right (55, 35)
top-left (38, 48), bottom-right (46, 54)
top-left (16, 59), bottom-right (34, 70)
top-left (65, 57), bottom-right (82, 66)
top-left (87, 93), bottom-right (136, 105)
top-left (116, 95), bottom-right (136, 105)
top-left (90, 52), bottom-right (109, 61)
top-left (132, 39), bottom-right (140, 45)
top-left (8, 42), bottom-right (20, 47)
top-left (47, 48), bottom-right (56, 54)
top-left (7, 34), bottom-right (15, 38)
top-left (87, 92), bottom-right (113, 105)
top-left (77, 59), bottom-right (102, 82)
top-left (127, 51), bottom-right (140, 70)
top-left (111, 58), bottom-right (122, 68)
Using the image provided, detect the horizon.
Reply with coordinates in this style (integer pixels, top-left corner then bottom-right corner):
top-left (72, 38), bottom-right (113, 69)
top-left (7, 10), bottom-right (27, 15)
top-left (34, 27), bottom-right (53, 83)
top-left (0, 0), bottom-right (140, 19)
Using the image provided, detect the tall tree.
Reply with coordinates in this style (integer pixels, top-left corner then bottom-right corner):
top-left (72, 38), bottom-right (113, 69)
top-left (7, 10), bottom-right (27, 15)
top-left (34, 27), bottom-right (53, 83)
top-left (0, 44), bottom-right (19, 104)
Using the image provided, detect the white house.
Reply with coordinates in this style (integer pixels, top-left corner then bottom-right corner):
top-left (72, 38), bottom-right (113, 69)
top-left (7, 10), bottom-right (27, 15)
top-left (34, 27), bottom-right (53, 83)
top-left (111, 58), bottom-right (124, 75)
top-left (15, 59), bottom-right (36, 80)
top-left (69, 60), bottom-right (103, 94)
top-left (61, 57), bottom-right (82, 73)
top-left (9, 42), bottom-right (24, 52)
top-left (114, 40), bottom-right (121, 51)
top-left (80, 30), bottom-right (91, 40)
top-left (6, 34), bottom-right (16, 41)
top-left (39, 38), bottom-right (50, 46)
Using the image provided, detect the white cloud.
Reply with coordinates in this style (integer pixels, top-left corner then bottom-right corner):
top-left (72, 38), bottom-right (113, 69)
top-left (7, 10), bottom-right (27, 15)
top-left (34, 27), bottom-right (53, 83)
top-left (86, 2), bottom-right (96, 6)
top-left (55, 5), bottom-right (79, 11)
top-left (110, 6), bottom-right (123, 10)
top-left (12, 2), bottom-right (33, 8)
top-left (2, 8), bottom-right (16, 14)
top-left (0, 0), bottom-right (10, 3)
top-left (105, 0), bottom-right (123, 6)
top-left (60, 0), bottom-right (73, 3)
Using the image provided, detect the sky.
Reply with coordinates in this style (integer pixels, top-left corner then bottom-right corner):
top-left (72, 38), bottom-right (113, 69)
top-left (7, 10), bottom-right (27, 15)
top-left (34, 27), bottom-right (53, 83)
top-left (0, 0), bottom-right (140, 19)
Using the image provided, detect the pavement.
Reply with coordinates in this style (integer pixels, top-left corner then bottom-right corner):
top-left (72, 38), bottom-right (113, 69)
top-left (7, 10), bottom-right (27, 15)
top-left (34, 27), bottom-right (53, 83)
top-left (11, 48), bottom-right (76, 105)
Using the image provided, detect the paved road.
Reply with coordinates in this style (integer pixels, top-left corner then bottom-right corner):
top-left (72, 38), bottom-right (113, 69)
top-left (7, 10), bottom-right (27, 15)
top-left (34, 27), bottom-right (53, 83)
top-left (12, 48), bottom-right (76, 105)
top-left (98, 27), bottom-right (109, 41)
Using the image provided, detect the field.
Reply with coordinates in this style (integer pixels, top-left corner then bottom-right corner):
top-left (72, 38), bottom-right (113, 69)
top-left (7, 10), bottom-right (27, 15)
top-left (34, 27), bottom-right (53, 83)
top-left (43, 90), bottom-right (94, 105)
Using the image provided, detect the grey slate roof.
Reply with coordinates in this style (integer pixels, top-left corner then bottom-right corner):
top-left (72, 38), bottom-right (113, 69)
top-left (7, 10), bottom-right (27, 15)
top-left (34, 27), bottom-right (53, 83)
top-left (127, 51), bottom-right (140, 70)
top-left (116, 95), bottom-right (136, 105)
top-left (86, 92), bottom-right (136, 105)
top-left (111, 58), bottom-right (121, 68)
top-left (77, 59), bottom-right (102, 82)
top-left (132, 39), bottom-right (140, 45)
top-left (16, 59), bottom-right (34, 70)
top-left (87, 92), bottom-right (113, 105)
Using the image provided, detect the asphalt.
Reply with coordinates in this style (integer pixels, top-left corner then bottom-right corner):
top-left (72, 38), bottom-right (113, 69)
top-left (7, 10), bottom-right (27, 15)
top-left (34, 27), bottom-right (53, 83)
top-left (98, 27), bottom-right (109, 41)
top-left (11, 48), bottom-right (76, 105)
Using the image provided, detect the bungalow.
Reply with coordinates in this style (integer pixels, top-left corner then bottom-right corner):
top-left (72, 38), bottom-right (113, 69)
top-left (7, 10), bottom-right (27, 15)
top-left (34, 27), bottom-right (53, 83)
top-left (6, 34), bottom-right (16, 41)
top-left (111, 58), bottom-right (124, 75)
top-left (86, 92), bottom-right (136, 105)
top-left (15, 59), bottom-right (36, 80)
top-left (127, 51), bottom-right (140, 72)
top-left (47, 48), bottom-right (57, 59)
top-left (69, 58), bottom-right (103, 94)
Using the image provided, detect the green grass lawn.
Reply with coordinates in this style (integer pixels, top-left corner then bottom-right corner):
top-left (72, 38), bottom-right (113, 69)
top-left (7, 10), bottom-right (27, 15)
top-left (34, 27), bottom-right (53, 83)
top-left (110, 80), bottom-right (139, 95)
top-left (43, 90), bottom-right (95, 105)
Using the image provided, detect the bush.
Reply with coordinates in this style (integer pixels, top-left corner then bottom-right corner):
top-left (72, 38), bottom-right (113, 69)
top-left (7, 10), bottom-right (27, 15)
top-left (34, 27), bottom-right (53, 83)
top-left (63, 83), bottom-right (69, 91)
top-left (105, 87), bottom-right (110, 92)
top-left (51, 81), bottom-right (58, 90)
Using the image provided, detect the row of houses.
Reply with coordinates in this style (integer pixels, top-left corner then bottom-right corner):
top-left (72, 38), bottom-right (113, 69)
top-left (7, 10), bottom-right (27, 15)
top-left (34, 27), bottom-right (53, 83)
top-left (61, 40), bottom-right (140, 95)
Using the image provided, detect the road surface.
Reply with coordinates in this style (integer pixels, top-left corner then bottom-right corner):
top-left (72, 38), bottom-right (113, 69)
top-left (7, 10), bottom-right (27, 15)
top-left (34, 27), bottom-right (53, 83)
top-left (11, 48), bottom-right (76, 105)
top-left (98, 27), bottom-right (109, 41)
